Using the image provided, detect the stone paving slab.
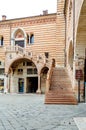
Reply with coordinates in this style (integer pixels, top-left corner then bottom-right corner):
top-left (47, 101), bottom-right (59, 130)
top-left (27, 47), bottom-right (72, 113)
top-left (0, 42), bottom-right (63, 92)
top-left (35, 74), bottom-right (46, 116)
top-left (74, 117), bottom-right (86, 130)
top-left (0, 94), bottom-right (85, 130)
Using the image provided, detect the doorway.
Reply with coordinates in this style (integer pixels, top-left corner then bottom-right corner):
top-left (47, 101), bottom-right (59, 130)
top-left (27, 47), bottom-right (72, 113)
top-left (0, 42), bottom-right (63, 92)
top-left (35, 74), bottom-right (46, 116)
top-left (15, 40), bottom-right (24, 47)
top-left (27, 77), bottom-right (38, 93)
top-left (41, 67), bottom-right (49, 93)
top-left (18, 78), bottom-right (24, 93)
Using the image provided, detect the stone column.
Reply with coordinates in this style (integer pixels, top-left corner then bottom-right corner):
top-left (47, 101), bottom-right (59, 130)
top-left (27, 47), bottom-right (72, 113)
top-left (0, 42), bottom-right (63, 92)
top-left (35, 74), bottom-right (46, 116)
top-left (10, 74), bottom-right (13, 93)
top-left (7, 75), bottom-right (10, 93)
top-left (4, 74), bottom-right (8, 93)
top-left (10, 69), bottom-right (14, 93)
top-left (8, 74), bottom-right (11, 93)
top-left (24, 77), bottom-right (27, 93)
top-left (11, 38), bottom-right (14, 46)
top-left (36, 74), bottom-right (41, 94)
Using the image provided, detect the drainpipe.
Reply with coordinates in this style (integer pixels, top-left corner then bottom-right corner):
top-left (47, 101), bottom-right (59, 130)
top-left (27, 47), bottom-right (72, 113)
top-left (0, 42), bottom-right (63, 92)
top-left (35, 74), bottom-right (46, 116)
top-left (73, 0), bottom-right (75, 60)
top-left (64, 8), bottom-right (67, 67)
top-left (64, 0), bottom-right (67, 67)
top-left (72, 0), bottom-right (76, 91)
top-left (36, 74), bottom-right (41, 94)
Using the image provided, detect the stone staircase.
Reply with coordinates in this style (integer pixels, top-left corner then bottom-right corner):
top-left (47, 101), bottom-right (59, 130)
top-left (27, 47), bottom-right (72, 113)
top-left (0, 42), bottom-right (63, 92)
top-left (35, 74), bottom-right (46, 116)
top-left (45, 67), bottom-right (77, 105)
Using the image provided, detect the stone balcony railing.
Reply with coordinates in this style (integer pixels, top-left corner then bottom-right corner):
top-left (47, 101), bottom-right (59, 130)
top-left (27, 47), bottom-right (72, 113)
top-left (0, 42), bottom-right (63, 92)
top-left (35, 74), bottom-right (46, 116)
top-left (5, 45), bottom-right (50, 65)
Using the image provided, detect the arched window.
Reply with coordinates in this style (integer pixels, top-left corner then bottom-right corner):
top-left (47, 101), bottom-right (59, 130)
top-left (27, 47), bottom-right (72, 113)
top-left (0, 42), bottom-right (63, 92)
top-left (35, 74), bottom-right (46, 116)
top-left (14, 29), bottom-right (25, 47)
top-left (30, 34), bottom-right (34, 44)
top-left (1, 37), bottom-right (4, 46)
top-left (27, 34), bottom-right (29, 43)
top-left (0, 36), bottom-right (4, 46)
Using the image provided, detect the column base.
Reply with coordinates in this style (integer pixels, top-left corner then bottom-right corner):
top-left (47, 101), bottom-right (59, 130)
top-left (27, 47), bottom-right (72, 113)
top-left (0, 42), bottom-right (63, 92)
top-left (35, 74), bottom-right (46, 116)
top-left (36, 89), bottom-right (41, 94)
top-left (4, 89), bottom-right (8, 94)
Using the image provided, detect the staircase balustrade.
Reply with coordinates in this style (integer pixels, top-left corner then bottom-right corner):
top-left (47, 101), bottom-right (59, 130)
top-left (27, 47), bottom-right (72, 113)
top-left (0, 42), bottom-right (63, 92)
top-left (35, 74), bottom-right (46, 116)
top-left (67, 64), bottom-right (73, 87)
top-left (46, 61), bottom-right (53, 93)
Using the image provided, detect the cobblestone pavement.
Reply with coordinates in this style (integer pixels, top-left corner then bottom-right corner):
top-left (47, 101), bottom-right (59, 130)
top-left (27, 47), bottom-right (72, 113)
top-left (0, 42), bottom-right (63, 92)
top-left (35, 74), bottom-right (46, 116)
top-left (0, 94), bottom-right (86, 130)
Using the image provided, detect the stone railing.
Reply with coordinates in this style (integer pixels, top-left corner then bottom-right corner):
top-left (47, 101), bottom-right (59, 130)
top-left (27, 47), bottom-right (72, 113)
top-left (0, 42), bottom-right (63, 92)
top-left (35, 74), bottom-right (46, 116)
top-left (6, 45), bottom-right (25, 54)
top-left (6, 45), bottom-right (33, 58)
top-left (6, 45), bottom-right (17, 52)
top-left (6, 45), bottom-right (50, 65)
top-left (46, 60), bottom-right (53, 93)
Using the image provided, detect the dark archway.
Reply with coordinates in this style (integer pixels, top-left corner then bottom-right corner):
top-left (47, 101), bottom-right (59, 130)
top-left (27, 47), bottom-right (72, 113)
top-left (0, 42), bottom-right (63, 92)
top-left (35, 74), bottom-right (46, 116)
top-left (8, 58), bottom-right (38, 93)
top-left (40, 67), bottom-right (49, 94)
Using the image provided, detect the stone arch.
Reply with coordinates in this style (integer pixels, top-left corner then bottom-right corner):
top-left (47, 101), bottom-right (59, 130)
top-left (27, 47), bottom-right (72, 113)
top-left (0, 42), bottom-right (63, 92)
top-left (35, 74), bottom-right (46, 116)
top-left (7, 57), bottom-right (38, 93)
top-left (11, 27), bottom-right (27, 47)
top-left (76, 0), bottom-right (86, 58)
top-left (7, 57), bottom-right (38, 74)
top-left (40, 66), bottom-right (49, 94)
top-left (14, 29), bottom-right (24, 38)
top-left (74, 0), bottom-right (86, 99)
top-left (68, 41), bottom-right (73, 69)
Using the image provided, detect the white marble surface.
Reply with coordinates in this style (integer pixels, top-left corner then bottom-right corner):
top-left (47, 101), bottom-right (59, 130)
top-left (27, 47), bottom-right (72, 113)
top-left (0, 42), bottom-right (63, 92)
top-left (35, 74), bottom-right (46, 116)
top-left (74, 117), bottom-right (86, 130)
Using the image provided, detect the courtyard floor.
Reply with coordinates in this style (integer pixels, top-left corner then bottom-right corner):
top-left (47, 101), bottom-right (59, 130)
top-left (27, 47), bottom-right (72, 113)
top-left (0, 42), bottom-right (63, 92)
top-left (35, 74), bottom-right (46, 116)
top-left (0, 93), bottom-right (86, 130)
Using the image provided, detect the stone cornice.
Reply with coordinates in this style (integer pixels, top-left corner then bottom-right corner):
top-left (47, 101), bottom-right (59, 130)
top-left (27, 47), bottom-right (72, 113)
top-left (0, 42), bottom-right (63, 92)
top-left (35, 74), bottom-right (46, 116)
top-left (0, 13), bottom-right (56, 28)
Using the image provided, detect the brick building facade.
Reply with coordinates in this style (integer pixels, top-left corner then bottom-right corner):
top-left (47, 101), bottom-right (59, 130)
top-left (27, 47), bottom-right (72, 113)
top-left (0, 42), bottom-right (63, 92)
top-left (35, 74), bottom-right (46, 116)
top-left (0, 0), bottom-right (86, 104)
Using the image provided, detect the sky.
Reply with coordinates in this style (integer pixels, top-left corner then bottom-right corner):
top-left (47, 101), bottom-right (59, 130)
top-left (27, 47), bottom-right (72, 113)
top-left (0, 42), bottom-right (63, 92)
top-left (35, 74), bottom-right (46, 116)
top-left (0, 0), bottom-right (57, 20)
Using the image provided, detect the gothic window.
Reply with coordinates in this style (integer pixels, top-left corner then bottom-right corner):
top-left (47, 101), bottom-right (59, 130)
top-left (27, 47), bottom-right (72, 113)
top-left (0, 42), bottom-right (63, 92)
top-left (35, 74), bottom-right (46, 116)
top-left (0, 36), bottom-right (4, 46)
top-left (27, 34), bottom-right (29, 43)
top-left (14, 29), bottom-right (25, 47)
top-left (15, 30), bottom-right (24, 38)
top-left (45, 52), bottom-right (49, 58)
top-left (27, 33), bottom-right (34, 44)
top-left (30, 34), bottom-right (34, 44)
top-left (15, 40), bottom-right (24, 47)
